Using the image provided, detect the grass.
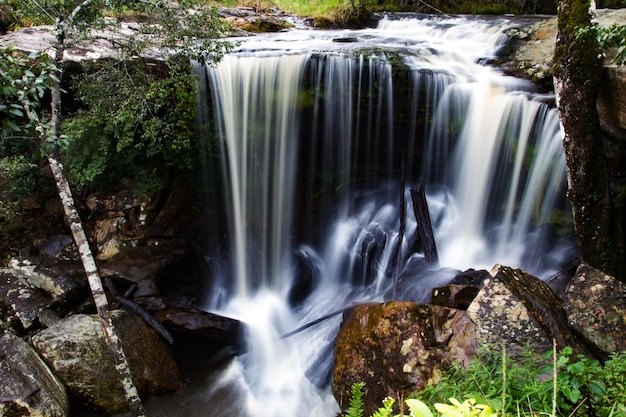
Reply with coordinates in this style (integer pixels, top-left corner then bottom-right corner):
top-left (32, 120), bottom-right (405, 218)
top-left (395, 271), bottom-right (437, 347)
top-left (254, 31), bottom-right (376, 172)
top-left (342, 342), bottom-right (626, 417)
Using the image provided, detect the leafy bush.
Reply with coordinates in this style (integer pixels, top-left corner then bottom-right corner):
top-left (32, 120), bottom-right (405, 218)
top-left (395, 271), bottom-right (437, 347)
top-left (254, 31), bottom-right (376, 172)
top-left (577, 22), bottom-right (626, 65)
top-left (62, 58), bottom-right (197, 191)
top-left (0, 155), bottom-right (38, 221)
top-left (344, 346), bottom-right (626, 417)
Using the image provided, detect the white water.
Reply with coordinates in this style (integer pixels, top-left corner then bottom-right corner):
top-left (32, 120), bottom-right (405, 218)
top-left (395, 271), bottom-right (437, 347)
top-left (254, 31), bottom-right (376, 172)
top-left (189, 14), bottom-right (575, 417)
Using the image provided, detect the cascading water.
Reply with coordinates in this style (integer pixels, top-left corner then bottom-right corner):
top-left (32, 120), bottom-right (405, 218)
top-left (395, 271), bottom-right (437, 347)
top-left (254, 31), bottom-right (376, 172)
top-left (182, 13), bottom-right (577, 417)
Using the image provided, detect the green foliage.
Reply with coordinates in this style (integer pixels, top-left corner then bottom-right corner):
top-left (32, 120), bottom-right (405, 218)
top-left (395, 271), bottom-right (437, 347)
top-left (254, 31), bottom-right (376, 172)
top-left (577, 23), bottom-right (626, 66)
top-left (0, 154), bottom-right (38, 221)
top-left (548, 347), bottom-right (626, 416)
top-left (347, 382), bottom-right (366, 417)
top-left (345, 347), bottom-right (626, 417)
top-left (434, 398), bottom-right (496, 417)
top-left (62, 57), bottom-right (197, 190)
top-left (0, 43), bottom-right (60, 152)
top-left (372, 397), bottom-right (396, 417)
top-left (342, 386), bottom-right (496, 417)
top-left (415, 346), bottom-right (626, 417)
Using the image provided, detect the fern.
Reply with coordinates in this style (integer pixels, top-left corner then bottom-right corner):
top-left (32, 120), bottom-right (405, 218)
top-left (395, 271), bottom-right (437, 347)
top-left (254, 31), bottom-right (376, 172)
top-left (346, 382), bottom-right (365, 417)
top-left (371, 397), bottom-right (396, 417)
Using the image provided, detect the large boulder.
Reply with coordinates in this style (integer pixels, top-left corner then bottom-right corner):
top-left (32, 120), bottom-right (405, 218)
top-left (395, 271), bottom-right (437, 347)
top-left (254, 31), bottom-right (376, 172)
top-left (31, 309), bottom-right (184, 415)
top-left (0, 332), bottom-right (69, 417)
top-left (466, 264), bottom-right (593, 358)
top-left (332, 302), bottom-right (476, 416)
top-left (563, 263), bottom-right (626, 354)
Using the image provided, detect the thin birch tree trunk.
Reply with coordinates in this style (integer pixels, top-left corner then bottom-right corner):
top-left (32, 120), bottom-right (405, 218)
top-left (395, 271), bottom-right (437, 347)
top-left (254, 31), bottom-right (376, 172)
top-left (42, 17), bottom-right (147, 417)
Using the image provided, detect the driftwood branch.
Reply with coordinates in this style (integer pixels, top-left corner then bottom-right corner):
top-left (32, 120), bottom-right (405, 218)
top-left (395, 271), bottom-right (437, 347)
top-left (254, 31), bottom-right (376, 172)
top-left (410, 184), bottom-right (439, 269)
top-left (391, 158), bottom-right (407, 299)
top-left (280, 307), bottom-right (348, 339)
top-left (104, 277), bottom-right (174, 346)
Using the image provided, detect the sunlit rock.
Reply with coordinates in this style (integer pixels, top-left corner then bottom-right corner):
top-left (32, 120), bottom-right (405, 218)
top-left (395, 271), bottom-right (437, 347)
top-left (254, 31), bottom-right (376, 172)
top-left (0, 333), bottom-right (69, 417)
top-left (31, 310), bottom-right (184, 415)
top-left (564, 263), bottom-right (626, 354)
top-left (332, 302), bottom-right (476, 416)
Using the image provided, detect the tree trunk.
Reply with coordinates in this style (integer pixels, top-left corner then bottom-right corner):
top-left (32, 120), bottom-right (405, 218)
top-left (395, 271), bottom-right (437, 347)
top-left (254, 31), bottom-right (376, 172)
top-left (46, 18), bottom-right (147, 417)
top-left (553, 0), bottom-right (625, 282)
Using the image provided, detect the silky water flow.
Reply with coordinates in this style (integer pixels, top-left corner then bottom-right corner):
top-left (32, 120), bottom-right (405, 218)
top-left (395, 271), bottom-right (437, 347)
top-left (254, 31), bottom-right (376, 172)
top-left (148, 14), bottom-right (577, 417)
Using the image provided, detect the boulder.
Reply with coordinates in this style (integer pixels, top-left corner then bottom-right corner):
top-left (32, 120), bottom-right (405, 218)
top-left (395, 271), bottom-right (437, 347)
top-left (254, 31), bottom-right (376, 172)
top-left (563, 263), bottom-right (626, 354)
top-left (31, 309), bottom-right (184, 415)
top-left (332, 302), bottom-right (476, 416)
top-left (466, 264), bottom-right (593, 359)
top-left (0, 332), bottom-right (69, 417)
top-left (0, 258), bottom-right (88, 332)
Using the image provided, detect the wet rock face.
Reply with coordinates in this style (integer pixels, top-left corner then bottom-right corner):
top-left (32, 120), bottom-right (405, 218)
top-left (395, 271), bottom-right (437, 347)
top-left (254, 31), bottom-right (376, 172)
top-left (0, 333), bottom-right (69, 417)
top-left (31, 310), bottom-right (184, 415)
top-left (564, 263), bottom-right (626, 354)
top-left (332, 302), bottom-right (476, 416)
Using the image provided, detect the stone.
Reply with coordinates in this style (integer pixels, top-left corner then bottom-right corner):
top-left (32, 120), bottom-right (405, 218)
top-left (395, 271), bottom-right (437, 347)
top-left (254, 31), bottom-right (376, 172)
top-left (6, 258), bottom-right (85, 303)
top-left (466, 264), bottom-right (593, 359)
top-left (154, 306), bottom-right (244, 353)
top-left (31, 310), bottom-right (184, 415)
top-left (0, 258), bottom-right (88, 331)
top-left (0, 267), bottom-right (55, 331)
top-left (0, 333), bottom-right (69, 417)
top-left (431, 284), bottom-right (479, 310)
top-left (98, 245), bottom-right (188, 284)
top-left (563, 263), bottom-right (626, 354)
top-left (332, 302), bottom-right (476, 416)
top-left (598, 65), bottom-right (626, 140)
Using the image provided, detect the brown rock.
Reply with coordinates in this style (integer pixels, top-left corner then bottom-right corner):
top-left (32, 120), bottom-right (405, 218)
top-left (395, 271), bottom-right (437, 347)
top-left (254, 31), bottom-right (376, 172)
top-left (332, 302), bottom-right (476, 416)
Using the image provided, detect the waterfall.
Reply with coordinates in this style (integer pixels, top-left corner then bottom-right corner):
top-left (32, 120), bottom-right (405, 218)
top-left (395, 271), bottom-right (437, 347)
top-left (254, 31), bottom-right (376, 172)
top-left (189, 14), bottom-right (576, 417)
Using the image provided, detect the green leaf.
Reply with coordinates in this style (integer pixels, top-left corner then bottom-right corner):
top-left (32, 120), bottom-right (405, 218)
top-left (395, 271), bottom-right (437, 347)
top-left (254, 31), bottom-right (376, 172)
top-left (405, 399), bottom-right (434, 417)
top-left (7, 120), bottom-right (20, 131)
top-left (8, 108), bottom-right (24, 117)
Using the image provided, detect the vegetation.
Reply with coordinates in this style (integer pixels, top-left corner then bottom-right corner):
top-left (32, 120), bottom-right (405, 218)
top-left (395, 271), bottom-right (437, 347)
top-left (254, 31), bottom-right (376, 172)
top-left (344, 347), bottom-right (626, 417)
top-left (578, 22), bottom-right (626, 66)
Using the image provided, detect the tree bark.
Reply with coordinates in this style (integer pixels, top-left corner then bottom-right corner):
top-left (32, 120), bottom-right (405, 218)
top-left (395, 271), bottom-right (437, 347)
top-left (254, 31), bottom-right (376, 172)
top-left (43, 15), bottom-right (147, 417)
top-left (410, 185), bottom-right (439, 269)
top-left (553, 0), bottom-right (625, 282)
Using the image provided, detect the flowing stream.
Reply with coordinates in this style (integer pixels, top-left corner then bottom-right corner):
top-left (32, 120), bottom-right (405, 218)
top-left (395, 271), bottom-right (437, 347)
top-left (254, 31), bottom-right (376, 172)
top-left (148, 13), bottom-right (577, 417)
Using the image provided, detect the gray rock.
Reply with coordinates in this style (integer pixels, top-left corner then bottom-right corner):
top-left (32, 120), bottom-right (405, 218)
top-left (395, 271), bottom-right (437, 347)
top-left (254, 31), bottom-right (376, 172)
top-left (31, 310), bottom-right (184, 415)
top-left (0, 258), bottom-right (88, 331)
top-left (467, 264), bottom-right (593, 359)
top-left (0, 332), bottom-right (69, 417)
top-left (564, 263), bottom-right (626, 354)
